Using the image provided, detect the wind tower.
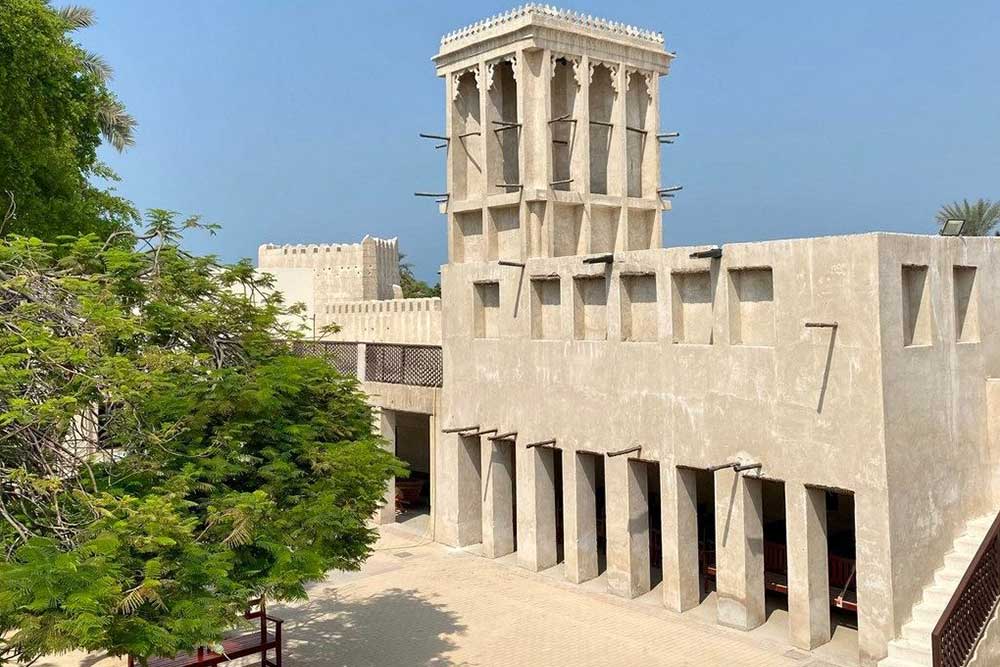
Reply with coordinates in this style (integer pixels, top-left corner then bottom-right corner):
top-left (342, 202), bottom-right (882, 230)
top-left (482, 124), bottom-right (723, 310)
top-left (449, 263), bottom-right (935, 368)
top-left (430, 5), bottom-right (674, 264)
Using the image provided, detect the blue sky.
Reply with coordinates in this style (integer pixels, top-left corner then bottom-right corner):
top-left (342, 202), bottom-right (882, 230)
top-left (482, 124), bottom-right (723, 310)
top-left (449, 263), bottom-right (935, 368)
top-left (81, 1), bottom-right (1000, 282)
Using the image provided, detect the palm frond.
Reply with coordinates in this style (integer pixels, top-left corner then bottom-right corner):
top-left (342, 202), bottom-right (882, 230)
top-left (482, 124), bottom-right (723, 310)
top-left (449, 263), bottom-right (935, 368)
top-left (80, 50), bottom-right (112, 83)
top-left (118, 584), bottom-right (165, 614)
top-left (98, 100), bottom-right (137, 152)
top-left (56, 5), bottom-right (94, 30)
top-left (935, 198), bottom-right (1000, 236)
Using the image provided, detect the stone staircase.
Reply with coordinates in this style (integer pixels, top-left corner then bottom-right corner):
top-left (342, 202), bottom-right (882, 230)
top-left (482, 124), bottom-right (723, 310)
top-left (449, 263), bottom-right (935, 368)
top-left (878, 515), bottom-right (995, 667)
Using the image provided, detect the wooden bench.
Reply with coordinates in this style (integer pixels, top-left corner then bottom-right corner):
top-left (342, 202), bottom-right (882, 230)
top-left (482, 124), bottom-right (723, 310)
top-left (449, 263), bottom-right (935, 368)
top-left (127, 600), bottom-right (282, 667)
top-left (700, 542), bottom-right (857, 613)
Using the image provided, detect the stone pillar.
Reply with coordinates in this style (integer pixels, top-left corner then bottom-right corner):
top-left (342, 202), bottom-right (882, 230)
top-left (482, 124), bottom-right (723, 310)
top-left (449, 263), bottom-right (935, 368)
top-left (428, 412), bottom-right (439, 542)
top-left (607, 457), bottom-right (651, 598)
top-left (356, 342), bottom-right (366, 381)
top-left (564, 451), bottom-right (599, 583)
top-left (435, 432), bottom-right (483, 547)
top-left (787, 484), bottom-right (831, 650)
top-left (482, 439), bottom-right (516, 558)
top-left (715, 468), bottom-right (766, 630)
top-left (374, 408), bottom-right (397, 525)
top-left (517, 445), bottom-right (558, 571)
top-left (662, 466), bottom-right (701, 612)
top-left (856, 490), bottom-right (894, 667)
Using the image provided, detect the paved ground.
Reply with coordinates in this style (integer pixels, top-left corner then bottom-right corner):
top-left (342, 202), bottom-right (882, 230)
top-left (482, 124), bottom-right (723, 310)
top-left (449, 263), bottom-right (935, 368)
top-left (40, 517), bottom-right (858, 667)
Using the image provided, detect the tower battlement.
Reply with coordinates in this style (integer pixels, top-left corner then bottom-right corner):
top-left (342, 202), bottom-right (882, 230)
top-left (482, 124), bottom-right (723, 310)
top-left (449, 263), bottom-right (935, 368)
top-left (257, 235), bottom-right (401, 305)
top-left (439, 4), bottom-right (666, 50)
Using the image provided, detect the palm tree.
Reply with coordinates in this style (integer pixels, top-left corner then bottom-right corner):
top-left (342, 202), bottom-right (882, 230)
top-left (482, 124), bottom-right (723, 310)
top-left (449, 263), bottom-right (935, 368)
top-left (936, 199), bottom-right (1000, 236)
top-left (57, 4), bottom-right (137, 151)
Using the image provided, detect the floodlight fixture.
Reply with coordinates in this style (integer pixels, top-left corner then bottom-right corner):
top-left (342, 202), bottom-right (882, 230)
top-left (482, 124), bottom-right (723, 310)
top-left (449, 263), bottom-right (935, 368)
top-left (940, 219), bottom-right (966, 237)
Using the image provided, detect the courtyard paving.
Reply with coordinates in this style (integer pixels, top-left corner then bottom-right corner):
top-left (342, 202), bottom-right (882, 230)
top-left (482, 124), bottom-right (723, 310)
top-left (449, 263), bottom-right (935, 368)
top-left (40, 517), bottom-right (857, 667)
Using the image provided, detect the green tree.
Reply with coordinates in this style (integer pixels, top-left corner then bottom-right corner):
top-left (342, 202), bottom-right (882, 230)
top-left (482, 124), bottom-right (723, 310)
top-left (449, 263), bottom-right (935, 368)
top-left (936, 198), bottom-right (1000, 236)
top-left (0, 0), bottom-right (138, 241)
top-left (0, 213), bottom-right (404, 664)
top-left (399, 254), bottom-right (440, 298)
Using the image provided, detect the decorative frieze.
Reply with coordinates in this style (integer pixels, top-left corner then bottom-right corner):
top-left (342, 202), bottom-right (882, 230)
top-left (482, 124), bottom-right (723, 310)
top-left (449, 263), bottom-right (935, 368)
top-left (486, 54), bottom-right (518, 90)
top-left (440, 4), bottom-right (665, 47)
top-left (589, 60), bottom-right (620, 94)
top-left (551, 53), bottom-right (581, 87)
top-left (452, 66), bottom-right (481, 100)
top-left (626, 69), bottom-right (655, 100)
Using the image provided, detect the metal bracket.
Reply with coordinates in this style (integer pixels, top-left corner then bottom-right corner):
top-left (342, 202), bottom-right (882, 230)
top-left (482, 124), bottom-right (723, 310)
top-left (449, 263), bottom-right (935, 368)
top-left (690, 248), bottom-right (722, 260)
top-left (607, 446), bottom-right (642, 458)
top-left (498, 260), bottom-right (526, 268)
top-left (488, 431), bottom-right (517, 441)
top-left (525, 438), bottom-right (557, 449)
top-left (805, 322), bottom-right (839, 329)
top-left (442, 425), bottom-right (479, 434)
top-left (583, 253), bottom-right (614, 265)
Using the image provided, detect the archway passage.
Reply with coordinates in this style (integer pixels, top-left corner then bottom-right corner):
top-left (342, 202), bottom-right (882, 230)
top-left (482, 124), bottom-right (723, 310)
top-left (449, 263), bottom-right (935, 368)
top-left (394, 412), bottom-right (433, 530)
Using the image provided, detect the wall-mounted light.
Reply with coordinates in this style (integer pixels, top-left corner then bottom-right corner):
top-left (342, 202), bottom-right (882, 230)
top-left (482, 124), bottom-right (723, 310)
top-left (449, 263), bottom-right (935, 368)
top-left (940, 219), bottom-right (966, 236)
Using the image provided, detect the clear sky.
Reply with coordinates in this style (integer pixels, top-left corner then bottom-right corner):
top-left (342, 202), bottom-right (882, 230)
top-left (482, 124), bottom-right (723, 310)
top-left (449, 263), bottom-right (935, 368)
top-left (81, 1), bottom-right (1000, 283)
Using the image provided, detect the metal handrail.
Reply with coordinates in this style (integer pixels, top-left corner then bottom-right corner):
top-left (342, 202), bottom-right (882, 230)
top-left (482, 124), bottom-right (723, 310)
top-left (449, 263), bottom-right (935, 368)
top-left (932, 510), bottom-right (1000, 667)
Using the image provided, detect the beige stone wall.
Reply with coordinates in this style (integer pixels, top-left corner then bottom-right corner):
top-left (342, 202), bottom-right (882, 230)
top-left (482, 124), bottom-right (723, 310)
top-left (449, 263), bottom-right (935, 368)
top-left (320, 297), bottom-right (442, 345)
top-left (877, 234), bottom-right (1000, 632)
top-left (438, 233), bottom-right (895, 661)
top-left (435, 231), bottom-right (1000, 664)
top-left (258, 235), bottom-right (402, 310)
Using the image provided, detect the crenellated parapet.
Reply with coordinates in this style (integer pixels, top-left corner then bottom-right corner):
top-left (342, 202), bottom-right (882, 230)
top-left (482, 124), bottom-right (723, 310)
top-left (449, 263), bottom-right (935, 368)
top-left (258, 235), bottom-right (402, 318)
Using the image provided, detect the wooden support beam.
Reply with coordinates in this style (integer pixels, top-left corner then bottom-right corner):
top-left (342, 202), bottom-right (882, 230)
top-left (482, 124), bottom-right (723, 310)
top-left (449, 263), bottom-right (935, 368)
top-left (607, 445), bottom-right (642, 458)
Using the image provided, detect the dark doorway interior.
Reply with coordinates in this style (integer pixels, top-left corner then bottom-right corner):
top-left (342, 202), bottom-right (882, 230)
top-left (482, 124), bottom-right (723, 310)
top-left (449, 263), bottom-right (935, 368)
top-left (394, 412), bottom-right (431, 519)
top-left (553, 448), bottom-right (565, 563)
top-left (695, 468), bottom-right (716, 601)
top-left (827, 490), bottom-right (858, 630)
top-left (594, 454), bottom-right (608, 574)
top-left (761, 479), bottom-right (788, 619)
top-left (646, 461), bottom-right (663, 588)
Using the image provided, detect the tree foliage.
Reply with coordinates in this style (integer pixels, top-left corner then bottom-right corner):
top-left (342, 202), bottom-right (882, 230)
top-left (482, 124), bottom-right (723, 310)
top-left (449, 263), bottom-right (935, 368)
top-left (936, 198), bottom-right (1000, 236)
top-left (0, 0), bottom-right (138, 241)
top-left (399, 254), bottom-right (440, 299)
top-left (0, 214), bottom-right (404, 664)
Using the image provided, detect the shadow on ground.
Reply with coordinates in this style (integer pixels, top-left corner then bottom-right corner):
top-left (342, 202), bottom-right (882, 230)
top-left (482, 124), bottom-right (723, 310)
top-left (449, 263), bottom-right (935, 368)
top-left (275, 587), bottom-right (467, 667)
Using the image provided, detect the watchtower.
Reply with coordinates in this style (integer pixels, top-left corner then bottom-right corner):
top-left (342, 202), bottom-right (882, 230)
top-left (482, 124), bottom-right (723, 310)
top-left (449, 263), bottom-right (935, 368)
top-left (431, 5), bottom-right (674, 264)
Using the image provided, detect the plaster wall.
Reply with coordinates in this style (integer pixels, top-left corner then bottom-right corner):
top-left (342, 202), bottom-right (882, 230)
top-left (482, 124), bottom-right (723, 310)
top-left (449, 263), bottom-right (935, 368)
top-left (320, 298), bottom-right (442, 345)
top-left (258, 236), bottom-right (402, 315)
top-left (439, 233), bottom-right (894, 662)
top-left (878, 234), bottom-right (1000, 630)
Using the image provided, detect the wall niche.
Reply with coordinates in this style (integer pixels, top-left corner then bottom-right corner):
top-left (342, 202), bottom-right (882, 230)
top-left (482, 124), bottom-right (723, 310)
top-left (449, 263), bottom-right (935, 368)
top-left (474, 281), bottom-right (500, 338)
top-left (531, 277), bottom-right (562, 339)
top-left (620, 273), bottom-right (658, 342)
top-left (671, 270), bottom-right (713, 344)
top-left (452, 210), bottom-right (484, 264)
top-left (574, 276), bottom-right (608, 340)
top-left (954, 265), bottom-right (979, 344)
top-left (902, 264), bottom-right (933, 347)
top-left (728, 267), bottom-right (774, 346)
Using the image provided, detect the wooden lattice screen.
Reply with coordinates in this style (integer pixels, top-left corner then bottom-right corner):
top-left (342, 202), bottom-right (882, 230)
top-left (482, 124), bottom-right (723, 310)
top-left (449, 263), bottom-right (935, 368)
top-left (365, 343), bottom-right (443, 387)
top-left (287, 340), bottom-right (358, 377)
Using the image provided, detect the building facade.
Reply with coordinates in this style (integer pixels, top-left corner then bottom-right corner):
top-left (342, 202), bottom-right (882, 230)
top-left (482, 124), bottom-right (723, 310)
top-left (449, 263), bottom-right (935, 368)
top-left (261, 6), bottom-right (1000, 667)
